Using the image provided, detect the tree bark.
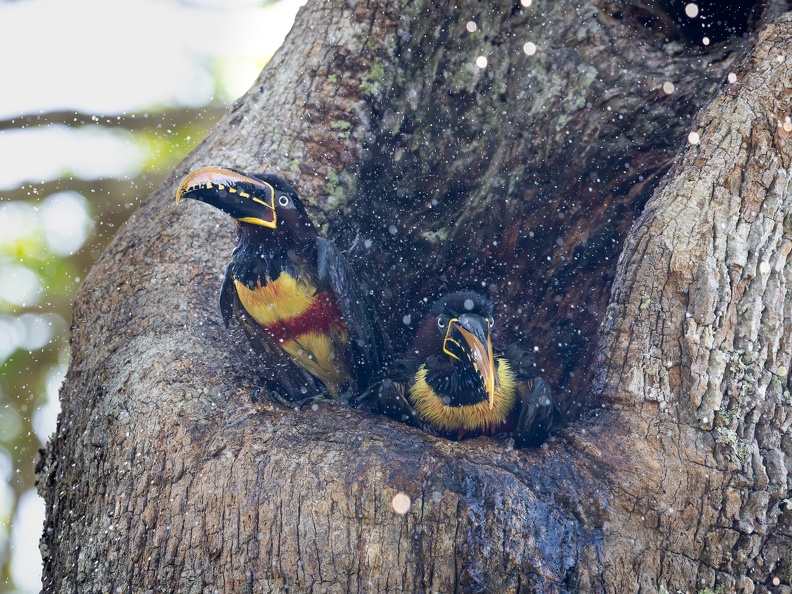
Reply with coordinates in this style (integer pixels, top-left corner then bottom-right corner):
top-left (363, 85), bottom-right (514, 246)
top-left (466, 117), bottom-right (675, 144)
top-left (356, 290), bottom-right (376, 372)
top-left (38, 1), bottom-right (792, 592)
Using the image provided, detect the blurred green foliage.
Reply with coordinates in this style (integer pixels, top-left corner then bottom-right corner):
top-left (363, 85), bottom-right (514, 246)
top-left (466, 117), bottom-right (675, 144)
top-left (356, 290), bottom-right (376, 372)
top-left (0, 0), bottom-right (298, 585)
top-left (0, 105), bottom-right (224, 592)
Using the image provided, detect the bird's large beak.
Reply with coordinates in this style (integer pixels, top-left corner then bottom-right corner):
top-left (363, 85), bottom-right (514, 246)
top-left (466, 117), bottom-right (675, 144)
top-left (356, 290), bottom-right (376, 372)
top-left (175, 166), bottom-right (277, 228)
top-left (443, 316), bottom-right (497, 409)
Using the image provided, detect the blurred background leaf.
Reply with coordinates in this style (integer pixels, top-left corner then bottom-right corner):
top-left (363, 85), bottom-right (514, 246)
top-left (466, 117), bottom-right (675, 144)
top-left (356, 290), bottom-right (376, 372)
top-left (0, 0), bottom-right (301, 590)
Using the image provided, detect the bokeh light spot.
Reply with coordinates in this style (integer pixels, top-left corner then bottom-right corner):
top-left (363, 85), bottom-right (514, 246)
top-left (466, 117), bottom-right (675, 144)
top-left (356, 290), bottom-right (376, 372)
top-left (32, 364), bottom-right (66, 445)
top-left (0, 266), bottom-right (41, 307)
top-left (41, 191), bottom-right (92, 256)
top-left (0, 126), bottom-right (144, 190)
top-left (10, 490), bottom-right (45, 592)
top-left (0, 202), bottom-right (37, 245)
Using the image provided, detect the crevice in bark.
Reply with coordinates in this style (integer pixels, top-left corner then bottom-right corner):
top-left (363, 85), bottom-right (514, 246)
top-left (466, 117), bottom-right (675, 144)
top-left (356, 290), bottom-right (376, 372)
top-left (608, 0), bottom-right (787, 46)
top-left (332, 0), bottom-right (757, 421)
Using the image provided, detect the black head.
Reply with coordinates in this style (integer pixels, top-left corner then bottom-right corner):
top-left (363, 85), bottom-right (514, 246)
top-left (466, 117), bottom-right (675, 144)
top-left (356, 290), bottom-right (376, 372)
top-left (415, 292), bottom-right (497, 408)
top-left (428, 291), bottom-right (495, 320)
top-left (176, 167), bottom-right (316, 243)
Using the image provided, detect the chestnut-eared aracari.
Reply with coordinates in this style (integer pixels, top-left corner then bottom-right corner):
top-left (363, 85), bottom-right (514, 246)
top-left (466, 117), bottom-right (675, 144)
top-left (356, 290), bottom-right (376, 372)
top-left (176, 166), bottom-right (386, 401)
top-left (355, 292), bottom-right (557, 448)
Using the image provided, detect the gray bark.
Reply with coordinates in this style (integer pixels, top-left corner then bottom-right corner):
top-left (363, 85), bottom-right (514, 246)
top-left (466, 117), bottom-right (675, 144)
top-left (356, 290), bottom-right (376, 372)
top-left (38, 1), bottom-right (792, 592)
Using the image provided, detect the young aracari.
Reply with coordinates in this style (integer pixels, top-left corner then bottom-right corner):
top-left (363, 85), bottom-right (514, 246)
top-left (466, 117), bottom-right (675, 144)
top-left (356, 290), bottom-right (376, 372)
top-left (355, 292), bottom-right (558, 448)
top-left (176, 166), bottom-right (385, 401)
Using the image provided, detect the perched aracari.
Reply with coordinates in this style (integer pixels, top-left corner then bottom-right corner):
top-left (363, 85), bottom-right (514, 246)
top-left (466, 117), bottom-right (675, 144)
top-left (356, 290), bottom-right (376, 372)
top-left (356, 292), bottom-right (558, 448)
top-left (176, 166), bottom-right (386, 401)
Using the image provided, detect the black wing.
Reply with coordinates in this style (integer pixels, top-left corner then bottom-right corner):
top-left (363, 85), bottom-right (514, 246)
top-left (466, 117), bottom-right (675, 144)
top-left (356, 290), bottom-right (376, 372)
top-left (220, 262), bottom-right (236, 329)
top-left (220, 264), bottom-right (328, 402)
top-left (513, 377), bottom-right (559, 448)
top-left (500, 344), bottom-right (560, 447)
top-left (315, 236), bottom-right (389, 391)
top-left (500, 344), bottom-right (540, 380)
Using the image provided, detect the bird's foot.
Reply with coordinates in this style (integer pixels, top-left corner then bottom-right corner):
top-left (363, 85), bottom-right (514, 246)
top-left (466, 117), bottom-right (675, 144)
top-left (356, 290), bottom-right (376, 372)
top-left (351, 380), bottom-right (420, 426)
top-left (348, 384), bottom-right (380, 412)
top-left (278, 393), bottom-right (333, 411)
top-left (497, 436), bottom-right (516, 451)
top-left (252, 388), bottom-right (331, 411)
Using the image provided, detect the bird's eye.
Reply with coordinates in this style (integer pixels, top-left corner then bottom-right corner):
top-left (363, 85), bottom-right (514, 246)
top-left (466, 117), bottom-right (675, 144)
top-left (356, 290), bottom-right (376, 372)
top-left (437, 317), bottom-right (447, 329)
top-left (278, 195), bottom-right (290, 206)
top-left (487, 317), bottom-right (494, 328)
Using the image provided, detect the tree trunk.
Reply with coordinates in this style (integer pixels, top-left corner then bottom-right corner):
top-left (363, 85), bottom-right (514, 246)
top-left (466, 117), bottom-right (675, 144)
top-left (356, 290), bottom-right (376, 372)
top-left (38, 1), bottom-right (792, 592)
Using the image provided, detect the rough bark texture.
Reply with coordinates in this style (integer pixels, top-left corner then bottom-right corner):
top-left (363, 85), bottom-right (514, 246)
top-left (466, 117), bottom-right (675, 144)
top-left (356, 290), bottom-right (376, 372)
top-left (594, 19), bottom-right (792, 590)
top-left (38, 1), bottom-right (791, 592)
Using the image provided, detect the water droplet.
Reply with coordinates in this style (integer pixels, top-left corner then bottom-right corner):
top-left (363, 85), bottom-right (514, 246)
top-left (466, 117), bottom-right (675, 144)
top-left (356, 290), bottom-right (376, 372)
top-left (685, 3), bottom-right (699, 18)
top-left (662, 81), bottom-right (675, 94)
top-left (688, 131), bottom-right (700, 145)
top-left (392, 492), bottom-right (411, 515)
top-left (475, 56), bottom-right (488, 69)
top-left (523, 42), bottom-right (537, 56)
top-left (466, 21), bottom-right (477, 32)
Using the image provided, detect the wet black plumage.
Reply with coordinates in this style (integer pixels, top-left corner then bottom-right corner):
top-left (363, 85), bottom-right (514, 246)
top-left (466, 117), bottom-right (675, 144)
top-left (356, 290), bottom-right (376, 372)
top-left (176, 167), bottom-right (387, 402)
top-left (355, 292), bottom-right (558, 448)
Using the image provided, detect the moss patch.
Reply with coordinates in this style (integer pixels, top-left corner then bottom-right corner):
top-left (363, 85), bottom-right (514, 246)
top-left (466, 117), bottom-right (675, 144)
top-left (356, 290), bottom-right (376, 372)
top-left (359, 62), bottom-right (386, 98)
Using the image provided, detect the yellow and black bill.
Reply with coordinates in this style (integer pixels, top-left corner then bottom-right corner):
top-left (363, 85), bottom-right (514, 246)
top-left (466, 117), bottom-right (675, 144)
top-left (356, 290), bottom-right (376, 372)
top-left (442, 314), bottom-right (496, 409)
top-left (175, 166), bottom-right (277, 228)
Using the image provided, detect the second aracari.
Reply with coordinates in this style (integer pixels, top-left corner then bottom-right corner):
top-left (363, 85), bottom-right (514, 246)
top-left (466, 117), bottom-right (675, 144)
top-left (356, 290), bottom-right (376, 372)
top-left (355, 292), bottom-right (558, 447)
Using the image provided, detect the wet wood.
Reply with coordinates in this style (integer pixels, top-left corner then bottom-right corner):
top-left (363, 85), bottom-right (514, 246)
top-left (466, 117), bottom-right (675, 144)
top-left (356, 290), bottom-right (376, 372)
top-left (38, 1), bottom-right (792, 592)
